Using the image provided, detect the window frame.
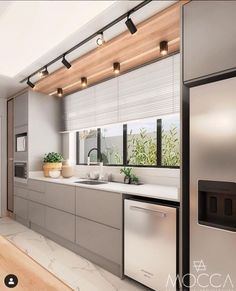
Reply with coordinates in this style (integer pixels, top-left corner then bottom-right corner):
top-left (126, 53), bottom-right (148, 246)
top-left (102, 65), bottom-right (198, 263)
top-left (76, 117), bottom-right (180, 169)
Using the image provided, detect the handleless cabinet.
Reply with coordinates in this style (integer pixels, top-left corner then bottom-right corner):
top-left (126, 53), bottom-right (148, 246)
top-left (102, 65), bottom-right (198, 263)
top-left (14, 196), bottom-right (28, 220)
top-left (14, 93), bottom-right (28, 128)
top-left (45, 183), bottom-right (75, 214)
top-left (183, 1), bottom-right (236, 84)
top-left (76, 188), bottom-right (122, 229)
top-left (45, 207), bottom-right (75, 242)
top-left (28, 201), bottom-right (45, 228)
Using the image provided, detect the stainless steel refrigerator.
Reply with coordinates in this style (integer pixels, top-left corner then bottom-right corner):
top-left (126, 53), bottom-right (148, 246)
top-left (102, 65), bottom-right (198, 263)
top-left (190, 76), bottom-right (236, 290)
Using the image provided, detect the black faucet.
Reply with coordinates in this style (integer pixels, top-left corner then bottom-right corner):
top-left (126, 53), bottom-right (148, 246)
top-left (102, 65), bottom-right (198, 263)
top-left (87, 148), bottom-right (102, 164)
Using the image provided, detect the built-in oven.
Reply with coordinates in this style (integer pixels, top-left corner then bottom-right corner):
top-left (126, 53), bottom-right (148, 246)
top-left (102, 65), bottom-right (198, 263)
top-left (14, 162), bottom-right (27, 183)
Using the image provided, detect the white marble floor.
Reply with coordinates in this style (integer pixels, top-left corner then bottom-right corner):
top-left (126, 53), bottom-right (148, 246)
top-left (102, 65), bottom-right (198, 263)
top-left (0, 217), bottom-right (149, 291)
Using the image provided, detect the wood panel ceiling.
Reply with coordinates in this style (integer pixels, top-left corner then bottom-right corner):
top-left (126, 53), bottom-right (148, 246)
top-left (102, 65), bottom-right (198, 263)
top-left (34, 1), bottom-right (184, 97)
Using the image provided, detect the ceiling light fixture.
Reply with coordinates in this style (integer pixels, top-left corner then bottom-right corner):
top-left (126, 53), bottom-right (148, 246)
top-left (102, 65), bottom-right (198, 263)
top-left (57, 88), bottom-right (63, 97)
top-left (62, 55), bottom-right (72, 69)
top-left (113, 62), bottom-right (120, 74)
top-left (125, 14), bottom-right (137, 35)
top-left (81, 77), bottom-right (87, 87)
top-left (39, 66), bottom-right (49, 78)
top-left (96, 32), bottom-right (105, 46)
top-left (27, 78), bottom-right (35, 88)
top-left (20, 1), bottom-right (152, 86)
top-left (160, 40), bottom-right (168, 56)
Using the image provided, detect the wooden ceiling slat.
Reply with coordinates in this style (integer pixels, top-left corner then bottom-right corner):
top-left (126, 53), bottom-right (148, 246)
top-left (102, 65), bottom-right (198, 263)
top-left (35, 2), bottom-right (184, 96)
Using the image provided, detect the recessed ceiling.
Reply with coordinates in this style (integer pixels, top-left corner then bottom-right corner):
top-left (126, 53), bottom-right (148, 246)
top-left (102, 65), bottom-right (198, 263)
top-left (0, 1), bottom-right (115, 77)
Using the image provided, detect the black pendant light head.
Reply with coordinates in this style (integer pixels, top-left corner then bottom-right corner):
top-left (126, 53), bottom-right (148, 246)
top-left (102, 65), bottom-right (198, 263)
top-left (62, 55), bottom-right (72, 69)
top-left (81, 77), bottom-right (87, 87)
top-left (160, 40), bottom-right (168, 56)
top-left (57, 88), bottom-right (63, 97)
top-left (125, 15), bottom-right (137, 35)
top-left (113, 62), bottom-right (120, 74)
top-left (27, 77), bottom-right (35, 88)
top-left (39, 66), bottom-right (49, 77)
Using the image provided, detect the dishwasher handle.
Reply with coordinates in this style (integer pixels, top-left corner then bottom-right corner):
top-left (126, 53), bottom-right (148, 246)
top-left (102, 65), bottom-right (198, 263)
top-left (130, 205), bottom-right (167, 217)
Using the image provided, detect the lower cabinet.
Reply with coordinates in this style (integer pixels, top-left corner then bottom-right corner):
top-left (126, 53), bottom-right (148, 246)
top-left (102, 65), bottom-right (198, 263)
top-left (14, 196), bottom-right (29, 226)
top-left (28, 201), bottom-right (45, 228)
top-left (45, 207), bottom-right (75, 242)
top-left (13, 179), bottom-right (123, 278)
top-left (76, 216), bottom-right (122, 265)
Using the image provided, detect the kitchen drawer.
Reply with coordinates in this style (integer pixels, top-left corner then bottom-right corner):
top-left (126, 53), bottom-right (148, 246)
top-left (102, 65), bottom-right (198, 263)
top-left (29, 201), bottom-right (45, 227)
top-left (14, 186), bottom-right (28, 199)
top-left (14, 181), bottom-right (28, 189)
top-left (76, 216), bottom-right (122, 264)
top-left (28, 179), bottom-right (46, 193)
top-left (76, 188), bottom-right (122, 229)
top-left (45, 183), bottom-right (75, 214)
top-left (45, 207), bottom-right (75, 242)
top-left (14, 196), bottom-right (28, 220)
top-left (28, 190), bottom-right (45, 204)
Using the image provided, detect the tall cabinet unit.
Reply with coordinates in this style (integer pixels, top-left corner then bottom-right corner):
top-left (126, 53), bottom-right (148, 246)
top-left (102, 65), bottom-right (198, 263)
top-left (12, 90), bottom-right (61, 225)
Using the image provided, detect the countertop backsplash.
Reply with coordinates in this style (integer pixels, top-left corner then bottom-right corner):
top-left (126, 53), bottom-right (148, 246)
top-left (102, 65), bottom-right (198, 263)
top-left (73, 165), bottom-right (180, 187)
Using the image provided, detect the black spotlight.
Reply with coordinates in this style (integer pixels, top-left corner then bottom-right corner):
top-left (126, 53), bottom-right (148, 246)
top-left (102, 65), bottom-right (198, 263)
top-left (62, 55), bottom-right (72, 69)
top-left (27, 77), bottom-right (35, 88)
top-left (57, 88), bottom-right (63, 97)
top-left (125, 16), bottom-right (137, 35)
top-left (113, 62), bottom-right (120, 74)
top-left (160, 41), bottom-right (168, 56)
top-left (81, 77), bottom-right (87, 87)
top-left (39, 66), bottom-right (49, 77)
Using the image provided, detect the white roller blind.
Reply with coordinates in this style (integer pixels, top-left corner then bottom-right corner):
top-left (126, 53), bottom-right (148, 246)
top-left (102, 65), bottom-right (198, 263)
top-left (62, 54), bottom-right (180, 131)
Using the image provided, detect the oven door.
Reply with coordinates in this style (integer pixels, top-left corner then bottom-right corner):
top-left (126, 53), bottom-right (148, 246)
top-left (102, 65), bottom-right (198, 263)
top-left (14, 162), bottom-right (27, 183)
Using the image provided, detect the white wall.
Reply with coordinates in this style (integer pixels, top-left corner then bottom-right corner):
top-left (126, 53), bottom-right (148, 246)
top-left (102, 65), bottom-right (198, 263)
top-left (0, 98), bottom-right (7, 217)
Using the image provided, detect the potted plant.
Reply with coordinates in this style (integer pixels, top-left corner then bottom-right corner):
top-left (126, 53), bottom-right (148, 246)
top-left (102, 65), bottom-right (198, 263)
top-left (43, 152), bottom-right (64, 177)
top-left (120, 167), bottom-right (139, 185)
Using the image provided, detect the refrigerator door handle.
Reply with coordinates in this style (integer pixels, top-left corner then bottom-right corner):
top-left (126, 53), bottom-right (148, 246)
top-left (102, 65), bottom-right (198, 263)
top-left (129, 205), bottom-right (167, 217)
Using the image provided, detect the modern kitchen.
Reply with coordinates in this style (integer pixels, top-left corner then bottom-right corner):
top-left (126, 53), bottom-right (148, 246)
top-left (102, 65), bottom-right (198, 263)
top-left (0, 1), bottom-right (236, 290)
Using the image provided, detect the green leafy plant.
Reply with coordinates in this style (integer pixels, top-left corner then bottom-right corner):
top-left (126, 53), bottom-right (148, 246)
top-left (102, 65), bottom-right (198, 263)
top-left (43, 152), bottom-right (64, 163)
top-left (128, 128), bottom-right (156, 166)
top-left (120, 167), bottom-right (139, 184)
top-left (162, 125), bottom-right (180, 166)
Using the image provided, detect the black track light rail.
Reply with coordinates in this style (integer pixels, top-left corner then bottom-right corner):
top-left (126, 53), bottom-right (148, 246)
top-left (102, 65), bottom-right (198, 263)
top-left (20, 0), bottom-right (152, 84)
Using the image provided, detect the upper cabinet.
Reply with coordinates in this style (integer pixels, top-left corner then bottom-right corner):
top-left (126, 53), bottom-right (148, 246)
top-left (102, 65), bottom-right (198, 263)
top-left (183, 1), bottom-right (236, 85)
top-left (14, 93), bottom-right (28, 128)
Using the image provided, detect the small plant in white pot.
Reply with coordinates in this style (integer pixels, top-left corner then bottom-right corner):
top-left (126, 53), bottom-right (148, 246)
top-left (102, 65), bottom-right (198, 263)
top-left (43, 152), bottom-right (64, 177)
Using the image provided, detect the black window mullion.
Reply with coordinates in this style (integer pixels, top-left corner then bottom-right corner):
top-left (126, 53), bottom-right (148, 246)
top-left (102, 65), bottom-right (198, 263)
top-left (123, 124), bottom-right (127, 166)
top-left (97, 128), bottom-right (101, 162)
top-left (157, 119), bottom-right (162, 167)
top-left (76, 132), bottom-right (80, 165)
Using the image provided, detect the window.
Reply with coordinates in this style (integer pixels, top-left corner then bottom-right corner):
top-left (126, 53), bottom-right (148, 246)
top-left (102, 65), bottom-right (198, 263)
top-left (127, 118), bottom-right (157, 166)
top-left (76, 114), bottom-right (180, 168)
top-left (101, 125), bottom-right (123, 165)
top-left (77, 129), bottom-right (97, 164)
top-left (161, 114), bottom-right (180, 167)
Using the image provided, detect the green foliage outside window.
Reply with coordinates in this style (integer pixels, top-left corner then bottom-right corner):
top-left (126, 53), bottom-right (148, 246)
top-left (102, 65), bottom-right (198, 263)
top-left (162, 125), bottom-right (180, 166)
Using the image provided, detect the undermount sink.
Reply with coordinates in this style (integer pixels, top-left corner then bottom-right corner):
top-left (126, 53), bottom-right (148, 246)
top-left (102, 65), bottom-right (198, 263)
top-left (74, 180), bottom-right (108, 185)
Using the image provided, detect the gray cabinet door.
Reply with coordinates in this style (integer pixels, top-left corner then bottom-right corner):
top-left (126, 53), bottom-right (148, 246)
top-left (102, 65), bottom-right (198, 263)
top-left (183, 1), bottom-right (236, 83)
top-left (45, 183), bottom-right (75, 214)
top-left (14, 196), bottom-right (28, 220)
top-left (76, 216), bottom-right (122, 264)
top-left (29, 201), bottom-right (45, 227)
top-left (45, 207), bottom-right (75, 242)
top-left (14, 186), bottom-right (28, 199)
top-left (14, 93), bottom-right (28, 128)
top-left (28, 190), bottom-right (46, 204)
top-left (28, 179), bottom-right (46, 193)
top-left (76, 188), bottom-right (122, 229)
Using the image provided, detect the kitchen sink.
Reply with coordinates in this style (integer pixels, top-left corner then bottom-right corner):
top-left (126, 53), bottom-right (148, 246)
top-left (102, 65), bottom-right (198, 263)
top-left (74, 180), bottom-right (108, 185)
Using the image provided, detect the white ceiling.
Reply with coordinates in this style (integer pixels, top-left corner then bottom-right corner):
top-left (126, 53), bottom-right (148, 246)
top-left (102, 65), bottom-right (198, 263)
top-left (0, 0), bottom-right (175, 98)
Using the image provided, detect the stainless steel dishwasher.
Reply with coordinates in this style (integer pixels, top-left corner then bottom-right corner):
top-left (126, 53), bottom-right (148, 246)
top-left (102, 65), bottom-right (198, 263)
top-left (124, 199), bottom-right (177, 291)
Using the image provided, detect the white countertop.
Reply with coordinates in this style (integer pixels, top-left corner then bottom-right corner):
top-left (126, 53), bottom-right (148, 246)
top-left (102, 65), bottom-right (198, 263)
top-left (28, 172), bottom-right (179, 202)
